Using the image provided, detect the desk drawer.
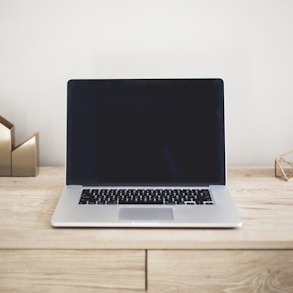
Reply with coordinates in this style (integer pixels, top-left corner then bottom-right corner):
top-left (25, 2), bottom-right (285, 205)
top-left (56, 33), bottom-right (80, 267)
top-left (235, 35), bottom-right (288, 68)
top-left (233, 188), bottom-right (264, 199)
top-left (0, 249), bottom-right (146, 293)
top-left (148, 250), bottom-right (293, 293)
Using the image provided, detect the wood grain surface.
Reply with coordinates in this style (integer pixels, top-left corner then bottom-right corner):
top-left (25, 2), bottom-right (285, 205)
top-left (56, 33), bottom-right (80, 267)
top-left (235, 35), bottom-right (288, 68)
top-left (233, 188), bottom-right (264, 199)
top-left (0, 167), bottom-right (293, 292)
top-left (0, 167), bottom-right (292, 250)
top-left (148, 250), bottom-right (293, 293)
top-left (0, 250), bottom-right (145, 293)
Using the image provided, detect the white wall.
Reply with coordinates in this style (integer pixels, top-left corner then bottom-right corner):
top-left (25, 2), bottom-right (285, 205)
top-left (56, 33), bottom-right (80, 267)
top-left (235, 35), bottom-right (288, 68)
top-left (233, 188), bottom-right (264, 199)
top-left (1, 0), bottom-right (292, 166)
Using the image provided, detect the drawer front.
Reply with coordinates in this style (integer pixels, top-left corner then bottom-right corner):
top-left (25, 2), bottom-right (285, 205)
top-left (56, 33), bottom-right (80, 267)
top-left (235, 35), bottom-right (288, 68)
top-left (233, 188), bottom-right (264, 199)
top-left (0, 249), bottom-right (146, 293)
top-left (148, 250), bottom-right (293, 293)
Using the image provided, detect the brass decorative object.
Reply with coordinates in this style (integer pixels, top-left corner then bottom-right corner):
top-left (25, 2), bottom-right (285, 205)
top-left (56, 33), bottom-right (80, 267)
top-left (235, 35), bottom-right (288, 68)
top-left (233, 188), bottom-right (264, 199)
top-left (0, 115), bottom-right (38, 177)
top-left (0, 116), bottom-right (15, 176)
top-left (12, 134), bottom-right (38, 176)
top-left (275, 150), bottom-right (293, 181)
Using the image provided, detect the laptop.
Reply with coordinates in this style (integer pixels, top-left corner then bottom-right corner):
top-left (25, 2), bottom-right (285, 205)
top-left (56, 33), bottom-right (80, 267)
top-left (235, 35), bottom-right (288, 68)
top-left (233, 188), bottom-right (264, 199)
top-left (51, 78), bottom-right (242, 228)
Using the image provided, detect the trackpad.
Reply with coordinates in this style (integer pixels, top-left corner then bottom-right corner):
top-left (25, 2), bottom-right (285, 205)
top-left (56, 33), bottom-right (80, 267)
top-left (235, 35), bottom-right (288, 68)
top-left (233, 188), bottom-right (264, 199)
top-left (119, 208), bottom-right (173, 221)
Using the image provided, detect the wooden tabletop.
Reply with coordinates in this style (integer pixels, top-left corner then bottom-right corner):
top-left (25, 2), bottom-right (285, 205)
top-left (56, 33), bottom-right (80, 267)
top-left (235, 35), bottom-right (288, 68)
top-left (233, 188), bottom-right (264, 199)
top-left (0, 167), bottom-right (293, 250)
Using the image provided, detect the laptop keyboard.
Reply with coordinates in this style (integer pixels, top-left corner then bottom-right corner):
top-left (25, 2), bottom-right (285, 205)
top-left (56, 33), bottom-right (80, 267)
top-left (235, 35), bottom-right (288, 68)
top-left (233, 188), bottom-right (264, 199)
top-left (79, 188), bottom-right (214, 205)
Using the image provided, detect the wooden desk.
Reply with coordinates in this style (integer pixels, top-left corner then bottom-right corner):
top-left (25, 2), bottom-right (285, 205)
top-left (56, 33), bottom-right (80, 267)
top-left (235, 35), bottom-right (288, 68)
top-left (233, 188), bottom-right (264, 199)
top-left (0, 167), bottom-right (293, 292)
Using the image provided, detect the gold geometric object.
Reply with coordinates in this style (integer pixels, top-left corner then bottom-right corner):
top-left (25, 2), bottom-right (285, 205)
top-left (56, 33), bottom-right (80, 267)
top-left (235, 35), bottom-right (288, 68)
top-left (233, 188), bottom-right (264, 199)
top-left (0, 115), bottom-right (38, 177)
top-left (0, 116), bottom-right (15, 176)
top-left (275, 150), bottom-right (293, 181)
top-left (12, 134), bottom-right (38, 176)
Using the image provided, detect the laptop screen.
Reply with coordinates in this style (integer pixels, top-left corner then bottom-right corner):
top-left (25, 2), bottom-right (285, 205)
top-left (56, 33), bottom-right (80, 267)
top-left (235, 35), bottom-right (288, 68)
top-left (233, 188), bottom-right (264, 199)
top-left (66, 79), bottom-right (225, 186)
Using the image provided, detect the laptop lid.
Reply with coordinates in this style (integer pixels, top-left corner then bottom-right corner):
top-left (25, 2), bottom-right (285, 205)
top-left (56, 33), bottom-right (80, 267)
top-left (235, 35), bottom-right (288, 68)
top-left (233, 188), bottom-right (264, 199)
top-left (66, 79), bottom-right (225, 187)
